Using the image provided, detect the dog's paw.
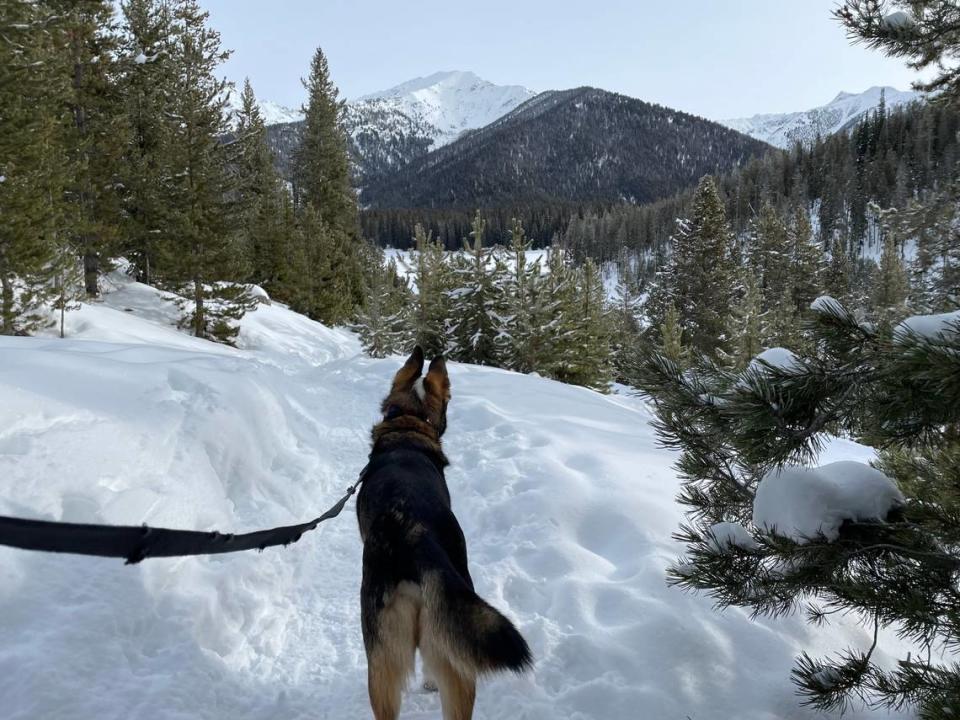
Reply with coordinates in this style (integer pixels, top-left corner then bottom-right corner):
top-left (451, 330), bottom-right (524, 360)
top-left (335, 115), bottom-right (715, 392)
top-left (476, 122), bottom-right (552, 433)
top-left (421, 679), bottom-right (439, 693)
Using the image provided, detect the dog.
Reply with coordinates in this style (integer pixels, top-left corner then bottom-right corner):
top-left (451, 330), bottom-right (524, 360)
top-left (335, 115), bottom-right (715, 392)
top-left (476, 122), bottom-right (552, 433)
top-left (356, 346), bottom-right (532, 720)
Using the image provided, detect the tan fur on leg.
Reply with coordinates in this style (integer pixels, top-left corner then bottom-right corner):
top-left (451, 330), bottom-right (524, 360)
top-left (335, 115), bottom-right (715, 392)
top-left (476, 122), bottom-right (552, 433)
top-left (367, 583), bottom-right (420, 720)
top-left (420, 612), bottom-right (477, 720)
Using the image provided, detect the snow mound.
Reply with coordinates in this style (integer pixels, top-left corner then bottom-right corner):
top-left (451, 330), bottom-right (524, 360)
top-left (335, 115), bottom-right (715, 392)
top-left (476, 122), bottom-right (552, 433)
top-left (706, 522), bottom-right (758, 553)
top-left (810, 294), bottom-right (845, 315)
top-left (0, 273), bottom-right (914, 719)
top-left (895, 309), bottom-right (960, 343)
top-left (748, 347), bottom-right (802, 373)
top-left (753, 461), bottom-right (905, 543)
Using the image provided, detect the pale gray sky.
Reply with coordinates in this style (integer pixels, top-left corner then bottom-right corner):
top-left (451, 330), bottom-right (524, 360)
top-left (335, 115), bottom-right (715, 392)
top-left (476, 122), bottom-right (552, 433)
top-left (198, 0), bottom-right (924, 120)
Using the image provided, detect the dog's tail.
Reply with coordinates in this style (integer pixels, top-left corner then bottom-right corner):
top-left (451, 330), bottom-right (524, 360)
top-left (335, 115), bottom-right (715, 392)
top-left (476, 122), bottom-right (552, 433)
top-left (416, 536), bottom-right (532, 677)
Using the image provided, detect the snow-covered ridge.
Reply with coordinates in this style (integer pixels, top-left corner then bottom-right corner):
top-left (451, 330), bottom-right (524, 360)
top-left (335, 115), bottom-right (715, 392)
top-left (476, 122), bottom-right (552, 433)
top-left (0, 272), bottom-right (914, 719)
top-left (355, 70), bottom-right (536, 148)
top-left (223, 86), bottom-right (303, 126)
top-left (722, 86), bottom-right (922, 148)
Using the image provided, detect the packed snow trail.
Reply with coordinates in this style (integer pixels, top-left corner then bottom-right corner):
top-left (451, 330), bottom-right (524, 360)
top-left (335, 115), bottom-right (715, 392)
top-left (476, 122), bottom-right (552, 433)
top-left (0, 274), bottom-right (911, 719)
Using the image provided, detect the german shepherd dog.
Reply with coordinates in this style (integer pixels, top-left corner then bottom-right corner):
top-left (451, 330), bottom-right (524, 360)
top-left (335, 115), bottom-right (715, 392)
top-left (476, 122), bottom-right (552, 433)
top-left (357, 347), bottom-right (532, 719)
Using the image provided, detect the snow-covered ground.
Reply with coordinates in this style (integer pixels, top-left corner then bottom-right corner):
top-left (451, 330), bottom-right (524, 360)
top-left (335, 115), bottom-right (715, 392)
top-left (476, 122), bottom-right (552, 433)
top-left (0, 273), bottom-right (913, 719)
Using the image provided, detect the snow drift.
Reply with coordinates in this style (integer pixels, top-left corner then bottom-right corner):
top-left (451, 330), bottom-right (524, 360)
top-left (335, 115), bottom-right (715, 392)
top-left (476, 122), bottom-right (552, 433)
top-left (0, 273), bottom-right (912, 719)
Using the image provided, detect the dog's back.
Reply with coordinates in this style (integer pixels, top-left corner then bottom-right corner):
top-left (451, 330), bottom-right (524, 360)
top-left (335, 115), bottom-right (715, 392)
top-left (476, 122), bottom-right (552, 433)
top-left (357, 349), bottom-right (531, 720)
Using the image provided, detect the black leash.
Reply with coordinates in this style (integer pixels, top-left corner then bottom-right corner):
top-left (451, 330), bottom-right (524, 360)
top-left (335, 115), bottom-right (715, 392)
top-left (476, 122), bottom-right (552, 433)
top-left (0, 465), bottom-right (368, 565)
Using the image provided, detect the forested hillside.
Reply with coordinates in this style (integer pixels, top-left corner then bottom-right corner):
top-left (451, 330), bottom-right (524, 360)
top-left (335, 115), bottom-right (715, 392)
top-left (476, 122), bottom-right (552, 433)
top-left (360, 87), bottom-right (771, 210)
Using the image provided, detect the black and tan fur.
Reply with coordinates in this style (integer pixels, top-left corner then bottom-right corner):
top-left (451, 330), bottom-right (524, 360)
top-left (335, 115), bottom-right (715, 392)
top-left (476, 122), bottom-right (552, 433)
top-left (357, 347), bottom-right (532, 720)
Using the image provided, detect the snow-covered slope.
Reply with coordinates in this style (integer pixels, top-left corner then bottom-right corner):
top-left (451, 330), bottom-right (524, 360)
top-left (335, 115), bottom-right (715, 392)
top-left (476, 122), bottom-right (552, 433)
top-left (355, 70), bottom-right (536, 148)
top-left (0, 273), bottom-right (914, 719)
top-left (723, 86), bottom-right (921, 148)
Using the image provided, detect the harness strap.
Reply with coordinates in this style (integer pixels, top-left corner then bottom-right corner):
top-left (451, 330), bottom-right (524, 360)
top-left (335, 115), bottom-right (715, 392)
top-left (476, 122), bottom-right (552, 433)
top-left (0, 465), bottom-right (369, 565)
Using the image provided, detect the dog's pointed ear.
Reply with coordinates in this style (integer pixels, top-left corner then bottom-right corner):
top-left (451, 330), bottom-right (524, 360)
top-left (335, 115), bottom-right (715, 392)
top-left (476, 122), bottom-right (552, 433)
top-left (423, 356), bottom-right (451, 402)
top-left (391, 346), bottom-right (425, 391)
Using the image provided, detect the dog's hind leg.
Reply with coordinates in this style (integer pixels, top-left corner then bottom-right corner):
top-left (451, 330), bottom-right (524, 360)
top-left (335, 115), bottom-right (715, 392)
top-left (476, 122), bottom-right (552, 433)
top-left (364, 582), bottom-right (420, 720)
top-left (419, 623), bottom-right (476, 720)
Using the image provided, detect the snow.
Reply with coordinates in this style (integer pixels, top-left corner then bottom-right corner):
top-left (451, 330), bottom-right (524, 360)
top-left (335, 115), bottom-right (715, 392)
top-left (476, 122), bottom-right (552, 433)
top-left (811, 294), bottom-right (845, 315)
top-left (748, 347), bottom-right (802, 374)
top-left (894, 309), bottom-right (960, 343)
top-left (706, 522), bottom-right (758, 553)
top-left (0, 271), bottom-right (915, 719)
top-left (356, 71), bottom-right (535, 148)
top-left (722, 86), bottom-right (921, 149)
top-left (882, 10), bottom-right (915, 30)
top-left (753, 462), bottom-right (905, 543)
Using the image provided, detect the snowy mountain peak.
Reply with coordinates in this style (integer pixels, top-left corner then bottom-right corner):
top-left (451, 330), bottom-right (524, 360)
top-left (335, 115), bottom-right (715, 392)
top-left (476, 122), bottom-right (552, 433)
top-left (355, 70), bottom-right (536, 147)
top-left (723, 85), bottom-right (922, 149)
top-left (223, 86), bottom-right (303, 127)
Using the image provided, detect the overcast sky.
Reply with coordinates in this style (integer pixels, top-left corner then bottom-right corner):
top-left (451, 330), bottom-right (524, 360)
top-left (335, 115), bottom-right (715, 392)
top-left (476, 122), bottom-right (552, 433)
top-left (197, 0), bottom-right (924, 120)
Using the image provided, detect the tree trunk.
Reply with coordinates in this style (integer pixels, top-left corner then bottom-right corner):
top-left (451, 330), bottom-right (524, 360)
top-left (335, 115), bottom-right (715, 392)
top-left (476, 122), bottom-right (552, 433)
top-left (194, 278), bottom-right (204, 338)
top-left (84, 247), bottom-right (99, 297)
top-left (0, 273), bottom-right (13, 336)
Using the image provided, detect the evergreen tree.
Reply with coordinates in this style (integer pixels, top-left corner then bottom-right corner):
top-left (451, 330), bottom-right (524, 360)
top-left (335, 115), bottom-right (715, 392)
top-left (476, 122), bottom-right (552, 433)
top-left (289, 202), bottom-right (357, 325)
top-left (410, 224), bottom-right (454, 357)
top-left (664, 176), bottom-right (738, 355)
top-left (155, 0), bottom-right (252, 342)
top-left (232, 77), bottom-right (287, 291)
top-left (749, 202), bottom-right (792, 313)
top-left (293, 46), bottom-right (356, 237)
top-left (118, 0), bottom-right (175, 285)
top-left (448, 211), bottom-right (507, 366)
top-left (659, 303), bottom-right (687, 366)
top-left (637, 298), bottom-right (960, 717)
top-left (731, 272), bottom-right (763, 369)
top-left (49, 0), bottom-right (128, 298)
top-left (870, 233), bottom-right (911, 328)
top-left (355, 246), bottom-right (411, 358)
top-left (824, 236), bottom-right (854, 307)
top-left (501, 218), bottom-right (549, 373)
top-left (0, 1), bottom-right (69, 335)
top-left (788, 207), bottom-right (823, 312)
top-left (609, 280), bottom-right (644, 383)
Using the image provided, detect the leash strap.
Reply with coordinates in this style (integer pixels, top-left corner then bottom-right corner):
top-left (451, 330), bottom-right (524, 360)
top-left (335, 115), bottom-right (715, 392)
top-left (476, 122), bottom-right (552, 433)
top-left (0, 466), bottom-right (368, 565)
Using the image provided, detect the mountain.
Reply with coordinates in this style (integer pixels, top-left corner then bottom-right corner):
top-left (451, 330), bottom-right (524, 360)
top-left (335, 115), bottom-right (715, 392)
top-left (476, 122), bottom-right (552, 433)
top-left (224, 86), bottom-right (303, 126)
top-left (355, 70), bottom-right (536, 148)
top-left (0, 269), bottom-right (911, 720)
top-left (361, 87), bottom-right (772, 209)
top-left (722, 86), bottom-right (922, 149)
top-left (264, 70), bottom-right (535, 186)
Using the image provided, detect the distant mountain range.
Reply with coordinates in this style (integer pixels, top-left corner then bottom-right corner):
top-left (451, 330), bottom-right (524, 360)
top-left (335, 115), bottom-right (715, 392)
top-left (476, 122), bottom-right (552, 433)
top-left (253, 73), bottom-right (922, 210)
top-left (262, 71), bottom-right (536, 186)
top-left (722, 86), bottom-right (921, 148)
top-left (361, 87), bottom-right (770, 209)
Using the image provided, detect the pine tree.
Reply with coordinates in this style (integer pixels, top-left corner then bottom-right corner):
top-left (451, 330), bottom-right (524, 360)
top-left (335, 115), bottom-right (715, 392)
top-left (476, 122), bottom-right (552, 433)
top-left (232, 77), bottom-right (288, 290)
top-left (501, 218), bottom-right (549, 373)
top-left (659, 303), bottom-right (687, 366)
top-left (664, 176), bottom-right (737, 355)
top-left (788, 207), bottom-right (823, 312)
top-left (293, 46), bottom-right (356, 237)
top-left (48, 0), bottom-right (129, 298)
top-left (609, 280), bottom-right (644, 383)
top-left (637, 297), bottom-right (960, 717)
top-left (0, 1), bottom-right (68, 335)
top-left (870, 233), bottom-right (911, 328)
top-left (355, 246), bottom-right (411, 358)
top-left (749, 202), bottom-right (792, 313)
top-left (823, 236), bottom-right (853, 306)
top-left (118, 0), bottom-right (175, 285)
top-left (155, 0), bottom-right (252, 342)
top-left (410, 224), bottom-right (453, 357)
top-left (448, 211), bottom-right (506, 366)
top-left (731, 272), bottom-right (763, 369)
